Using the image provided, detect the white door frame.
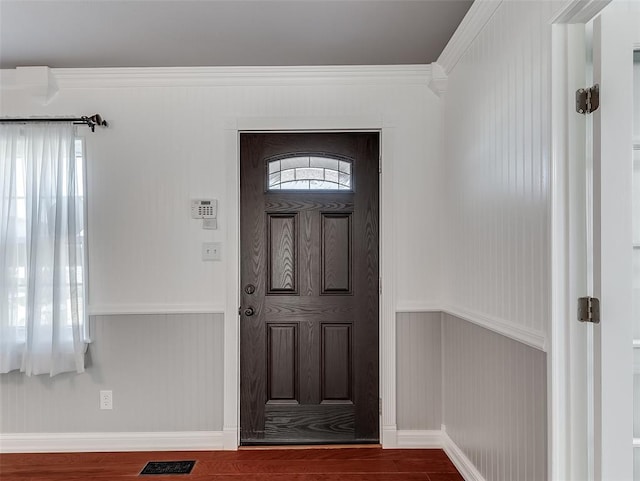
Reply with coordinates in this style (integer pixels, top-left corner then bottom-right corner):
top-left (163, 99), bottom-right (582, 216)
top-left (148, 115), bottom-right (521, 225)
top-left (221, 117), bottom-right (397, 449)
top-left (550, 1), bottom-right (640, 480)
top-left (550, 1), bottom-right (612, 480)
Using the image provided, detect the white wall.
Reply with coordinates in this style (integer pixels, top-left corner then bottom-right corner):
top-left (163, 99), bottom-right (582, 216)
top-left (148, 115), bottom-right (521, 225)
top-left (0, 67), bottom-right (443, 314)
top-left (442, 1), bottom-right (556, 343)
top-left (0, 66), bottom-right (443, 443)
top-left (438, 1), bottom-right (561, 479)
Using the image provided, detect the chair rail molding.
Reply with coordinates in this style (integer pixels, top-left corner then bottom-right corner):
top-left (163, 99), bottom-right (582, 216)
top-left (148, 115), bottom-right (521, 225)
top-left (87, 304), bottom-right (225, 316)
top-left (395, 301), bottom-right (442, 313)
top-left (442, 305), bottom-right (547, 352)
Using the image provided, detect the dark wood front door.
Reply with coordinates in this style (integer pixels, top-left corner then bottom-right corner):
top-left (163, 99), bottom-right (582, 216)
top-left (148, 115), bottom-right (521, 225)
top-left (240, 132), bottom-right (379, 445)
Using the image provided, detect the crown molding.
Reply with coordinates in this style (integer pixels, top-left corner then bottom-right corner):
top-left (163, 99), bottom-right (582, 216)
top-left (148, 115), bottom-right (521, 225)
top-left (427, 62), bottom-right (447, 98)
top-left (437, 0), bottom-right (504, 75)
top-left (34, 65), bottom-right (432, 89)
top-left (551, 0), bottom-right (612, 24)
top-left (0, 67), bottom-right (59, 105)
top-left (437, 0), bottom-right (612, 76)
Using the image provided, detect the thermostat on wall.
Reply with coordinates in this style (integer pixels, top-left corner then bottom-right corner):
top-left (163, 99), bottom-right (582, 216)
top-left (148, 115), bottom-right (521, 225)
top-left (191, 199), bottom-right (217, 219)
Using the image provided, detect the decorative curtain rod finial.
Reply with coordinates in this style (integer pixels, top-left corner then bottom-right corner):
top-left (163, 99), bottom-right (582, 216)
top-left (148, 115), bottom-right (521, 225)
top-left (82, 114), bottom-right (109, 132)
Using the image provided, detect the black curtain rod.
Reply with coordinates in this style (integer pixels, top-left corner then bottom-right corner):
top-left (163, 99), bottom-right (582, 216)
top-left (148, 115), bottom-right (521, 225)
top-left (0, 114), bottom-right (108, 132)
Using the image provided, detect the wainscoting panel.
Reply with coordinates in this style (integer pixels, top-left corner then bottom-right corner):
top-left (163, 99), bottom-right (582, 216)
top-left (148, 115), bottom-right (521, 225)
top-left (0, 313), bottom-right (224, 433)
top-left (396, 312), bottom-right (442, 430)
top-left (442, 314), bottom-right (547, 481)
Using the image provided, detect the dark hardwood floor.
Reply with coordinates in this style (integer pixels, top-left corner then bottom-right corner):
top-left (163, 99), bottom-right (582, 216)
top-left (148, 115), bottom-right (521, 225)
top-left (0, 447), bottom-right (464, 480)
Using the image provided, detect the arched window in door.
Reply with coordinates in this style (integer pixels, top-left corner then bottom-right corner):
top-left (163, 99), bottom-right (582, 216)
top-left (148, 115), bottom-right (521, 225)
top-left (267, 156), bottom-right (352, 190)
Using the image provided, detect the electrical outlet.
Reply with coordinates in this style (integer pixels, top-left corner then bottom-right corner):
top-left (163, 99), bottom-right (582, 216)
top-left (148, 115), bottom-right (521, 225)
top-left (100, 390), bottom-right (113, 410)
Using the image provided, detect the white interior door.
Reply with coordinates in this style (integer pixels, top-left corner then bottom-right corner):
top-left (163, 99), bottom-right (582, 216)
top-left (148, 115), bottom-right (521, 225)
top-left (591, 2), bottom-right (639, 480)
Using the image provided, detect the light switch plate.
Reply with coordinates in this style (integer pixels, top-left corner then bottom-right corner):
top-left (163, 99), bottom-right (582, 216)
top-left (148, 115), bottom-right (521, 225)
top-left (202, 242), bottom-right (221, 261)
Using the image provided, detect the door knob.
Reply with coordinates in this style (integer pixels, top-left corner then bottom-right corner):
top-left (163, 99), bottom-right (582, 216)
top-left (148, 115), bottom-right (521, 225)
top-left (244, 307), bottom-right (255, 317)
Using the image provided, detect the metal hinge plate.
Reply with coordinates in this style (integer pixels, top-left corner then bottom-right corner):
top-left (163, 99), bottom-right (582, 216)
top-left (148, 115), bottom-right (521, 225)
top-left (578, 296), bottom-right (600, 324)
top-left (576, 84), bottom-right (600, 114)
top-left (379, 277), bottom-right (382, 295)
top-left (379, 398), bottom-right (382, 415)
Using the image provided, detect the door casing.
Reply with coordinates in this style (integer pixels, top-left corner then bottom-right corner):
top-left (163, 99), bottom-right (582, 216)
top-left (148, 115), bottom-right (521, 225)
top-left (549, 1), bottom-right (640, 480)
top-left (221, 118), bottom-right (398, 449)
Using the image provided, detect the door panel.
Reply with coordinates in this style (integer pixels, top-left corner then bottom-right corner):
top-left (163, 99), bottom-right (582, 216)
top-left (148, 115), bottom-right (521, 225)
top-left (267, 324), bottom-right (298, 401)
top-left (321, 323), bottom-right (352, 400)
top-left (240, 132), bottom-right (379, 445)
top-left (321, 213), bottom-right (352, 294)
top-left (267, 214), bottom-right (297, 294)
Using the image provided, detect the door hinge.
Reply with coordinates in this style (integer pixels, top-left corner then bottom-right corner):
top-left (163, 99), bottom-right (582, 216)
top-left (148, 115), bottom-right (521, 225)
top-left (379, 277), bottom-right (382, 295)
top-left (578, 296), bottom-right (600, 324)
top-left (379, 156), bottom-right (382, 174)
top-left (576, 84), bottom-right (600, 114)
top-left (379, 398), bottom-right (382, 415)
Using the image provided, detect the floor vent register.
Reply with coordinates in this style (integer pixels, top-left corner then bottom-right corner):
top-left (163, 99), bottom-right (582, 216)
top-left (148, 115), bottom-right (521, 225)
top-left (139, 460), bottom-right (196, 475)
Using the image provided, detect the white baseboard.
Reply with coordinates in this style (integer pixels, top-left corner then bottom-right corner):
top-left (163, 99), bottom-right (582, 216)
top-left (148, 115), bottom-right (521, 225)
top-left (381, 426), bottom-right (399, 448)
top-left (0, 431), bottom-right (225, 453)
top-left (441, 426), bottom-right (487, 481)
top-left (391, 428), bottom-right (486, 481)
top-left (396, 430), bottom-right (443, 448)
top-left (222, 427), bottom-right (238, 450)
top-left (0, 427), bottom-right (486, 481)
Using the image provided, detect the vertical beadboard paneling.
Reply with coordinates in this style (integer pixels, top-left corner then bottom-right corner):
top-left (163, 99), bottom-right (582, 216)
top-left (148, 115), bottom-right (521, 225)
top-left (442, 314), bottom-right (547, 481)
top-left (443, 1), bottom-right (556, 338)
top-left (396, 312), bottom-right (442, 430)
top-left (0, 314), bottom-right (224, 433)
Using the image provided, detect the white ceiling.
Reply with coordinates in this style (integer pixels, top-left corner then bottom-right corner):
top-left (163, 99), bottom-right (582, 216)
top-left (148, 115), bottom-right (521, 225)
top-left (0, 0), bottom-right (472, 69)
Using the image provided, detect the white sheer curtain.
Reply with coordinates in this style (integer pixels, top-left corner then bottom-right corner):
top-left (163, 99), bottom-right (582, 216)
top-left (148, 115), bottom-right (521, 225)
top-left (0, 123), bottom-right (87, 376)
